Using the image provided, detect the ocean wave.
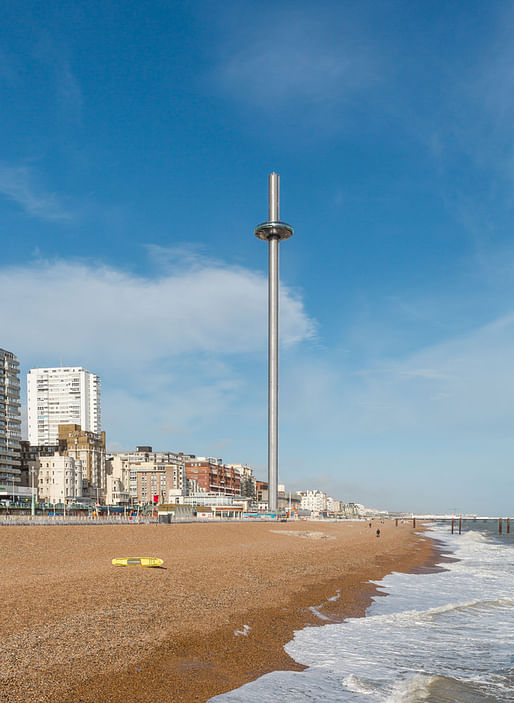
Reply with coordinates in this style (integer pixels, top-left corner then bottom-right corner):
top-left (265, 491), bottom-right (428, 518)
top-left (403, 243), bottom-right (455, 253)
top-left (385, 673), bottom-right (498, 703)
top-left (211, 524), bottom-right (514, 702)
top-left (342, 674), bottom-right (379, 695)
top-left (458, 531), bottom-right (491, 544)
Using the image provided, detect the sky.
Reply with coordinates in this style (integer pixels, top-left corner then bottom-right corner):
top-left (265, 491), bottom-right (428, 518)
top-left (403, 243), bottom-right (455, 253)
top-left (1, 0), bottom-right (513, 514)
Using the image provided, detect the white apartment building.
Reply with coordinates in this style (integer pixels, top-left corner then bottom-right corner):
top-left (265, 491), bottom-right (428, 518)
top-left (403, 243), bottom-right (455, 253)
top-left (37, 454), bottom-right (83, 504)
top-left (27, 367), bottom-right (101, 445)
top-left (0, 349), bottom-right (22, 495)
top-left (299, 489), bottom-right (328, 513)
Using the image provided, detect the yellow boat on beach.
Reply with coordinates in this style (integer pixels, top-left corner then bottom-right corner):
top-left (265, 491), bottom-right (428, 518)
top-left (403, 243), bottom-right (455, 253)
top-left (111, 557), bottom-right (164, 567)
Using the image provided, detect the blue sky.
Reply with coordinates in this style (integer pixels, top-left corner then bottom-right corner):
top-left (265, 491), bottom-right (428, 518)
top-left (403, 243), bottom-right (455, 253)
top-left (1, 0), bottom-right (513, 513)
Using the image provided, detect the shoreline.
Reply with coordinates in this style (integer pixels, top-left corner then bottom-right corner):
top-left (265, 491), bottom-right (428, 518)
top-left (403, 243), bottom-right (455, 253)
top-left (0, 521), bottom-right (440, 703)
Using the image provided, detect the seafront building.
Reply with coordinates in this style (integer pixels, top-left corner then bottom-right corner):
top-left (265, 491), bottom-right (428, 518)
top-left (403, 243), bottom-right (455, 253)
top-left (37, 454), bottom-right (83, 505)
top-left (106, 446), bottom-right (194, 503)
top-left (19, 440), bottom-right (62, 493)
top-left (105, 449), bottom-right (261, 508)
top-left (27, 367), bottom-right (101, 446)
top-left (299, 489), bottom-right (329, 513)
top-left (0, 348), bottom-right (22, 500)
top-left (327, 497), bottom-right (343, 513)
top-left (105, 455), bottom-right (131, 505)
top-left (19, 423), bottom-right (106, 505)
top-left (58, 424), bottom-right (106, 491)
top-left (226, 463), bottom-right (256, 500)
top-left (135, 463), bottom-right (187, 505)
top-left (185, 458), bottom-right (241, 496)
top-left (254, 480), bottom-right (302, 513)
top-left (160, 492), bottom-right (252, 519)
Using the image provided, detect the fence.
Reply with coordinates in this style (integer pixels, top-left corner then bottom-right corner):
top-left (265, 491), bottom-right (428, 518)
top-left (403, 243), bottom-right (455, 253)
top-left (0, 514), bottom-right (157, 526)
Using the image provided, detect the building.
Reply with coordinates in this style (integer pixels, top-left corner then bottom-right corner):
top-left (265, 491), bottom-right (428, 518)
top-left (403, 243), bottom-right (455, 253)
top-left (185, 458), bottom-right (241, 496)
top-left (256, 480), bottom-right (268, 502)
top-left (105, 474), bottom-right (131, 506)
top-left (105, 455), bottom-right (131, 505)
top-left (135, 463), bottom-right (187, 505)
top-left (0, 349), bottom-right (22, 499)
top-left (165, 492), bottom-right (251, 518)
top-left (58, 424), bottom-right (106, 493)
top-left (27, 367), bottom-right (101, 446)
top-left (19, 440), bottom-right (64, 498)
top-left (226, 464), bottom-right (256, 500)
top-left (108, 447), bottom-right (193, 502)
top-left (327, 497), bottom-right (342, 513)
top-left (299, 490), bottom-right (328, 514)
top-left (37, 454), bottom-right (83, 505)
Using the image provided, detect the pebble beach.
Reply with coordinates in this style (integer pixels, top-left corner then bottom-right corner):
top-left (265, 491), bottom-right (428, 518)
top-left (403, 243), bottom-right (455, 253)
top-left (0, 520), bottom-right (436, 702)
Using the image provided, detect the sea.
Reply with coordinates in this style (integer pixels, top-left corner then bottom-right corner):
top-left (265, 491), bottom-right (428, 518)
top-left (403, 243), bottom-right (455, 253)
top-left (211, 521), bottom-right (514, 702)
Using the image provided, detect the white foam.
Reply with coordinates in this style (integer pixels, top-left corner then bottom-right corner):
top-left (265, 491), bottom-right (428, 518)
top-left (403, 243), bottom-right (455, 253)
top-left (233, 624), bottom-right (251, 637)
top-left (211, 524), bottom-right (514, 702)
top-left (385, 673), bottom-right (433, 702)
top-left (342, 674), bottom-right (379, 695)
top-left (327, 590), bottom-right (341, 602)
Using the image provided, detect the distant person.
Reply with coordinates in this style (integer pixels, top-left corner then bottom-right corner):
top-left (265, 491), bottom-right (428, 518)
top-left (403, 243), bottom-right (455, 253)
top-left (376, 529), bottom-right (380, 538)
top-left (369, 522), bottom-right (372, 528)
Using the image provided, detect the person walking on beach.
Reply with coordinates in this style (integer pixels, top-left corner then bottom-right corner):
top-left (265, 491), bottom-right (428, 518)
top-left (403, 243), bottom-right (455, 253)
top-left (376, 529), bottom-right (380, 538)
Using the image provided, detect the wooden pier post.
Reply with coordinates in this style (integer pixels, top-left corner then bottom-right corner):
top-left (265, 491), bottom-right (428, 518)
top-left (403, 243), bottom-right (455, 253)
top-left (451, 517), bottom-right (454, 534)
top-left (459, 517), bottom-right (462, 534)
top-left (499, 517), bottom-right (502, 535)
top-left (413, 517), bottom-right (416, 528)
top-left (507, 518), bottom-right (510, 534)
top-left (395, 518), bottom-right (398, 527)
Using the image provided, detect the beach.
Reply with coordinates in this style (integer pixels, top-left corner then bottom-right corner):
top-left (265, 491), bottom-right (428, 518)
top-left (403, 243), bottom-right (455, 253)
top-left (0, 520), bottom-right (435, 702)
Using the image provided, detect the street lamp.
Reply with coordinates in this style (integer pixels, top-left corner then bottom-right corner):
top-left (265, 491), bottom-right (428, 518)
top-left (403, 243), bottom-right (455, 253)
top-left (31, 466), bottom-right (36, 517)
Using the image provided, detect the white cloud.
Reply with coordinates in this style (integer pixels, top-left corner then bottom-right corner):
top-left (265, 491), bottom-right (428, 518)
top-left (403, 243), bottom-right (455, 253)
top-left (213, 10), bottom-right (379, 111)
top-left (0, 256), bottom-right (314, 366)
top-left (0, 253), bottom-right (315, 447)
top-left (0, 164), bottom-right (73, 221)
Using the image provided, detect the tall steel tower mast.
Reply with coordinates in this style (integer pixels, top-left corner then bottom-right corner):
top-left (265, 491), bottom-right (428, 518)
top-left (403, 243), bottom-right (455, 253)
top-left (254, 173), bottom-right (294, 513)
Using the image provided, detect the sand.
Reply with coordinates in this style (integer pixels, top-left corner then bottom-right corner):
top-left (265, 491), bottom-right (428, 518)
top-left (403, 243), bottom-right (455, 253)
top-left (0, 520), bottom-right (437, 702)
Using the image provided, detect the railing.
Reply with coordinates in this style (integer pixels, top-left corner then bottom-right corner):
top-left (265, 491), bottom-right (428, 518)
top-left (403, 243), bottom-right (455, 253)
top-left (0, 514), bottom-right (158, 526)
top-left (0, 514), bottom-right (286, 526)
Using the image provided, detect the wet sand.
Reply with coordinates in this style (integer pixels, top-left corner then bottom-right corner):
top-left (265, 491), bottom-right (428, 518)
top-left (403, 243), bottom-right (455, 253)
top-left (0, 520), bottom-right (437, 702)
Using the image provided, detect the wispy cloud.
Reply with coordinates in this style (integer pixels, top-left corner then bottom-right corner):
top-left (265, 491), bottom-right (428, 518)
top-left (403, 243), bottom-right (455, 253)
top-left (0, 164), bottom-right (73, 221)
top-left (54, 59), bottom-right (83, 125)
top-left (33, 33), bottom-right (84, 126)
top-left (213, 9), bottom-right (379, 114)
top-left (398, 368), bottom-right (455, 381)
top-left (282, 311), bottom-right (514, 440)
